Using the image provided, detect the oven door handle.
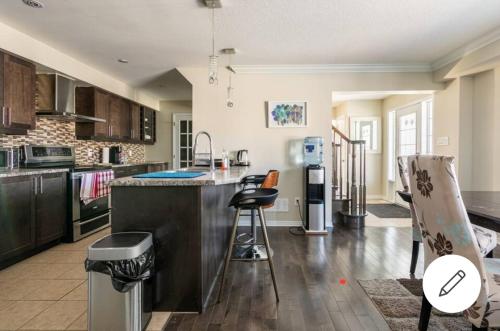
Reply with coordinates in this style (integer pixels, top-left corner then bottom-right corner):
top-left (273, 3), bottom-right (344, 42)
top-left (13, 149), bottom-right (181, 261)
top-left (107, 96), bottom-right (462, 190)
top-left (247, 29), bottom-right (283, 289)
top-left (78, 212), bottom-right (111, 226)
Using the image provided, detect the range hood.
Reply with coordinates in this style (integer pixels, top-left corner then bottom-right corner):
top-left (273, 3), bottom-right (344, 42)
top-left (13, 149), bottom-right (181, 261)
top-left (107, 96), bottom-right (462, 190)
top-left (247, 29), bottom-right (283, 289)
top-left (36, 74), bottom-right (106, 123)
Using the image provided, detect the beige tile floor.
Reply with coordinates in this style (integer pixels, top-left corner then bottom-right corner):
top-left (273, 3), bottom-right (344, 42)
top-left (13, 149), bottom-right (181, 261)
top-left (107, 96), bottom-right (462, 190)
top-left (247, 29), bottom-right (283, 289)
top-left (0, 228), bottom-right (171, 331)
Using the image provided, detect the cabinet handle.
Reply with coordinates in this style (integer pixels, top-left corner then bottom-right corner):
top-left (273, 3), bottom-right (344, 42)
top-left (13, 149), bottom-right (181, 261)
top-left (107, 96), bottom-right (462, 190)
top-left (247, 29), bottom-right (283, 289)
top-left (1, 107), bottom-right (10, 127)
top-left (110, 125), bottom-right (113, 137)
top-left (33, 176), bottom-right (38, 195)
top-left (39, 176), bottom-right (43, 194)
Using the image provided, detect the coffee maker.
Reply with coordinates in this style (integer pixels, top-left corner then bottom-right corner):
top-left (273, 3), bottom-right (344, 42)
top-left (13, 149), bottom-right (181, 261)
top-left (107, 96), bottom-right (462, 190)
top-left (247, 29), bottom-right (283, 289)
top-left (109, 146), bottom-right (122, 164)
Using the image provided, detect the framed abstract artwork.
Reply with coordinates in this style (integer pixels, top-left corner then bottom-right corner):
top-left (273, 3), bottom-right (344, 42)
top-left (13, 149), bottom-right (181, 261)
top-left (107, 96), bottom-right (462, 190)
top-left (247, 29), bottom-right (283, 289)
top-left (267, 101), bottom-right (307, 128)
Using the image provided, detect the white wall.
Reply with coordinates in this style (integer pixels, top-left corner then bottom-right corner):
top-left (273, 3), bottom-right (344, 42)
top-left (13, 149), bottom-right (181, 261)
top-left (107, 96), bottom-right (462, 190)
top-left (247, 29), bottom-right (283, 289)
top-left (179, 67), bottom-right (442, 224)
top-left (333, 100), bottom-right (384, 198)
top-left (145, 100), bottom-right (192, 165)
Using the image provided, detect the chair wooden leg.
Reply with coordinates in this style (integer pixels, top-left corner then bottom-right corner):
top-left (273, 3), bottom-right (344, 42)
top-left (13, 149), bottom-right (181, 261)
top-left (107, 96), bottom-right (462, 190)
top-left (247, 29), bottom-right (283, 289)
top-left (217, 208), bottom-right (241, 303)
top-left (486, 250), bottom-right (494, 258)
top-left (472, 325), bottom-right (487, 331)
top-left (258, 207), bottom-right (279, 302)
top-left (418, 294), bottom-right (432, 331)
top-left (410, 240), bottom-right (420, 274)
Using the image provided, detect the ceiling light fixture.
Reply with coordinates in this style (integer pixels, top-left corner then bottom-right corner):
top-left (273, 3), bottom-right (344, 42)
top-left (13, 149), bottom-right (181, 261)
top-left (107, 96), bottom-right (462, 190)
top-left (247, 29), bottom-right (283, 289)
top-left (221, 49), bottom-right (237, 110)
top-left (118, 59), bottom-right (129, 64)
top-left (208, 8), bottom-right (218, 85)
top-left (205, 0), bottom-right (222, 85)
top-left (22, 0), bottom-right (44, 8)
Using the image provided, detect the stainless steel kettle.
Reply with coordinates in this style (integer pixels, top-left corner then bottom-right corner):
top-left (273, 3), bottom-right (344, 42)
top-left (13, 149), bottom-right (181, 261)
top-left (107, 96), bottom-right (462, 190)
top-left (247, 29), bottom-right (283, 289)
top-left (236, 150), bottom-right (249, 166)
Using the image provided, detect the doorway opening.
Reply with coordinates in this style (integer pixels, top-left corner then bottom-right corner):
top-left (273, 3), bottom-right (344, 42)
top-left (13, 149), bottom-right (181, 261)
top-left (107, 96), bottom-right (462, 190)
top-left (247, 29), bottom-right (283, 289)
top-left (331, 91), bottom-right (434, 225)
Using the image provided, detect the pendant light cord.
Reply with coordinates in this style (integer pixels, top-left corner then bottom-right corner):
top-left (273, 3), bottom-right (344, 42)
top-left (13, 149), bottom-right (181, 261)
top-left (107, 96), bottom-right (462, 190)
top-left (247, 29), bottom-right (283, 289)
top-left (211, 8), bottom-right (215, 56)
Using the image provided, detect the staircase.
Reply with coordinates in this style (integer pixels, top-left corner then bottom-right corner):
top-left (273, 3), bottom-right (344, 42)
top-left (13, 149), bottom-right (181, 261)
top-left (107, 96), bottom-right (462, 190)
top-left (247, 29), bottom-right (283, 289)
top-left (332, 125), bottom-right (367, 228)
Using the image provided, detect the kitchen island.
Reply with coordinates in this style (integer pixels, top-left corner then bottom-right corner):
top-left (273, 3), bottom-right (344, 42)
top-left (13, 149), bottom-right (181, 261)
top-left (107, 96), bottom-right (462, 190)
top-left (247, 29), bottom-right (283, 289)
top-left (109, 167), bottom-right (250, 312)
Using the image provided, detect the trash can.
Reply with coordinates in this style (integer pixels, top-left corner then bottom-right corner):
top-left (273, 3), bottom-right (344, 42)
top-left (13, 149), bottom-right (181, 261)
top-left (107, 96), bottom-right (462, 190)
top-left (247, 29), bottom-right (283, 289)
top-left (85, 232), bottom-right (154, 331)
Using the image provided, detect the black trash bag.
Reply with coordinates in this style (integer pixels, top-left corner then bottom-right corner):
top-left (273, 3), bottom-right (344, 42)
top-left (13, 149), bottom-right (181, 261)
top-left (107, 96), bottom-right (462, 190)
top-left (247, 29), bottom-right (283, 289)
top-left (85, 246), bottom-right (155, 293)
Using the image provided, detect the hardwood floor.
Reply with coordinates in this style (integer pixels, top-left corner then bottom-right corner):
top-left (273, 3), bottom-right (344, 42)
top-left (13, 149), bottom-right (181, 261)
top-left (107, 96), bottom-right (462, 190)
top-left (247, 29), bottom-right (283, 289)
top-left (165, 225), bottom-right (424, 331)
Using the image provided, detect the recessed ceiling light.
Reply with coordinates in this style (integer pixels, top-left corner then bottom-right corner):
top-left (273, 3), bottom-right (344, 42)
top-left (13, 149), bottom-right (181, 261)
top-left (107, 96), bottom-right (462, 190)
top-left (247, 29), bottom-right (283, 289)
top-left (117, 59), bottom-right (129, 64)
top-left (22, 0), bottom-right (44, 8)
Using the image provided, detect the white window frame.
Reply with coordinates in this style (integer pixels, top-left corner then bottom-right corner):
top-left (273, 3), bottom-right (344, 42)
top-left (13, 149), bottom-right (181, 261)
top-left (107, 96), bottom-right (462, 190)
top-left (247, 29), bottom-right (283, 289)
top-left (349, 116), bottom-right (382, 154)
top-left (387, 110), bottom-right (396, 182)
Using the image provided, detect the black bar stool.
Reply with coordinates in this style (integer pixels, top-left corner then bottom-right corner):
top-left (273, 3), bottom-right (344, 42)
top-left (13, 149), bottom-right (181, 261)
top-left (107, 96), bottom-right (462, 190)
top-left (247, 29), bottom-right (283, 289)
top-left (217, 188), bottom-right (280, 303)
top-left (236, 171), bottom-right (279, 260)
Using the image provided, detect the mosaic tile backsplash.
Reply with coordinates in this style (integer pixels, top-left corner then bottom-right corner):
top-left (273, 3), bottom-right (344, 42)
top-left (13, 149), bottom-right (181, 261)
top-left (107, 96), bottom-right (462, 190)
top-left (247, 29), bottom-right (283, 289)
top-left (0, 118), bottom-right (145, 164)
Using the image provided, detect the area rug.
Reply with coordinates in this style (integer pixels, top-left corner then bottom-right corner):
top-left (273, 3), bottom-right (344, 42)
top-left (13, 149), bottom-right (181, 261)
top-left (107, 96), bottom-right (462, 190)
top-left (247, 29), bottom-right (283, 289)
top-left (367, 203), bottom-right (411, 218)
top-left (358, 278), bottom-right (471, 330)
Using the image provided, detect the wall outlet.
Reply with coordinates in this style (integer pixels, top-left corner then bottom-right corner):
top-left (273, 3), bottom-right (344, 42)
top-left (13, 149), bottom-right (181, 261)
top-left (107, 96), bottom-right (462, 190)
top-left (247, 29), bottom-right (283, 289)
top-left (294, 197), bottom-right (301, 206)
top-left (436, 136), bottom-right (449, 146)
top-left (269, 198), bottom-right (289, 212)
top-left (87, 149), bottom-right (92, 157)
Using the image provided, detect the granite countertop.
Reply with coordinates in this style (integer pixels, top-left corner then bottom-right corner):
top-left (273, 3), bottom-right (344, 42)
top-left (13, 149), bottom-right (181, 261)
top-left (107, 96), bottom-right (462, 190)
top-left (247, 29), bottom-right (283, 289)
top-left (0, 168), bottom-right (70, 178)
top-left (108, 161), bottom-right (168, 168)
top-left (110, 166), bottom-right (250, 187)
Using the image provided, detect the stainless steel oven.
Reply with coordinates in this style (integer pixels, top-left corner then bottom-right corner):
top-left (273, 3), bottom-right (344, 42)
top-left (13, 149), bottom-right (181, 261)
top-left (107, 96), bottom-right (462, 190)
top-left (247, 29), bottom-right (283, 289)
top-left (70, 171), bottom-right (111, 241)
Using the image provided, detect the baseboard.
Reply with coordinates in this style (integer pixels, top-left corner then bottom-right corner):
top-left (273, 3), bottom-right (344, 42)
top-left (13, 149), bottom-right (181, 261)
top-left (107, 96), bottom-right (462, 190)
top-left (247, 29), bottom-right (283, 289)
top-left (367, 194), bottom-right (385, 200)
top-left (238, 217), bottom-right (302, 227)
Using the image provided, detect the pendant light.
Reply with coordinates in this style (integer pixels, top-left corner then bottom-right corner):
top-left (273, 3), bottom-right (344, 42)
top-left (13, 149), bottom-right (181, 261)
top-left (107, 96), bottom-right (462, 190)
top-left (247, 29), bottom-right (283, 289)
top-left (208, 7), bottom-right (218, 85)
top-left (221, 48), bottom-right (237, 110)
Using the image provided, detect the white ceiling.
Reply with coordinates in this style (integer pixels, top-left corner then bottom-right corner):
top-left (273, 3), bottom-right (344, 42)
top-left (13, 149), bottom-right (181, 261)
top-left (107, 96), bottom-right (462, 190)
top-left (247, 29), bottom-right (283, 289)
top-left (1, 0), bottom-right (500, 97)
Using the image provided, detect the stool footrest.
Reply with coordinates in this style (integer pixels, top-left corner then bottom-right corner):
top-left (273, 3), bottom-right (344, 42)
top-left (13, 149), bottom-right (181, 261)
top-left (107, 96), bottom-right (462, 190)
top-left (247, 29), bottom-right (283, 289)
top-left (231, 257), bottom-right (269, 262)
top-left (233, 242), bottom-right (265, 246)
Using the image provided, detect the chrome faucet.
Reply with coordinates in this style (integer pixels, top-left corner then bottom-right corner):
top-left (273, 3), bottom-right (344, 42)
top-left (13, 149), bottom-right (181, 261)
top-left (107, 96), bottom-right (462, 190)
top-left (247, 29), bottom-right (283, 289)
top-left (192, 131), bottom-right (215, 171)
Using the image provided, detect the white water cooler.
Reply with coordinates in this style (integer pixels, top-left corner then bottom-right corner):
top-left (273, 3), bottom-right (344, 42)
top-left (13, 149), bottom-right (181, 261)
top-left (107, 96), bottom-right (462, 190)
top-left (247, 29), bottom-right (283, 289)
top-left (303, 137), bottom-right (327, 234)
top-left (303, 165), bottom-right (327, 234)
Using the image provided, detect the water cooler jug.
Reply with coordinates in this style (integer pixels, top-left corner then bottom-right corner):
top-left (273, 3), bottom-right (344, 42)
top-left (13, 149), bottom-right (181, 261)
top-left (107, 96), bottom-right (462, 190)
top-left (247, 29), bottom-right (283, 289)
top-left (303, 137), bottom-right (327, 234)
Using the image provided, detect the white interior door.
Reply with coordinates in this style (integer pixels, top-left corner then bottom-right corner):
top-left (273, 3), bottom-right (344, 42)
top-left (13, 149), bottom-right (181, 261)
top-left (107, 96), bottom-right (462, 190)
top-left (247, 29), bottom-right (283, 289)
top-left (394, 104), bottom-right (422, 204)
top-left (172, 113), bottom-right (193, 169)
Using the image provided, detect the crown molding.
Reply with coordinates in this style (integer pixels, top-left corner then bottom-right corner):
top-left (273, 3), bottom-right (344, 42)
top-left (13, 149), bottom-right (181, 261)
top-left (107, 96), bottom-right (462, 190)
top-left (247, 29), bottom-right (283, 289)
top-left (431, 27), bottom-right (500, 70)
top-left (230, 63), bottom-right (432, 74)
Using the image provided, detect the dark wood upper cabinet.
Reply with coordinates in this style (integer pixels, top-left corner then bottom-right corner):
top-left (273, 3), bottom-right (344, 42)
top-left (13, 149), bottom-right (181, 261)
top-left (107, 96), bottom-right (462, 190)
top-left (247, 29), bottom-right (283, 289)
top-left (130, 102), bottom-right (141, 141)
top-left (109, 95), bottom-right (130, 139)
top-left (35, 173), bottom-right (67, 246)
top-left (76, 86), bottom-right (156, 144)
top-left (0, 51), bottom-right (36, 135)
top-left (75, 87), bottom-right (110, 138)
top-left (119, 98), bottom-right (131, 140)
top-left (141, 106), bottom-right (156, 144)
top-left (0, 176), bottom-right (36, 262)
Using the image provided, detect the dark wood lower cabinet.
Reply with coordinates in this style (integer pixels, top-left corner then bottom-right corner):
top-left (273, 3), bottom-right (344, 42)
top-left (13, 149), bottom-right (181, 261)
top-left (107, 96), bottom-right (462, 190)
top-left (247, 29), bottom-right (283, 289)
top-left (0, 172), bottom-right (67, 268)
top-left (35, 173), bottom-right (67, 246)
top-left (0, 176), bottom-right (36, 262)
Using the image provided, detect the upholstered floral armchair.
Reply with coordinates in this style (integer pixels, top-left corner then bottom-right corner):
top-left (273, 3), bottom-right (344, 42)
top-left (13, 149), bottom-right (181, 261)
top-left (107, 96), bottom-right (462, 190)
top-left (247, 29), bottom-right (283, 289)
top-left (408, 155), bottom-right (500, 330)
top-left (397, 156), bottom-right (496, 275)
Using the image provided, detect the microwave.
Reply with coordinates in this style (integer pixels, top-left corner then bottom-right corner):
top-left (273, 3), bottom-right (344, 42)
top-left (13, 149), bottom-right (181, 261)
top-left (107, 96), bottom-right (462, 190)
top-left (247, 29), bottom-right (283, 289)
top-left (0, 147), bottom-right (20, 170)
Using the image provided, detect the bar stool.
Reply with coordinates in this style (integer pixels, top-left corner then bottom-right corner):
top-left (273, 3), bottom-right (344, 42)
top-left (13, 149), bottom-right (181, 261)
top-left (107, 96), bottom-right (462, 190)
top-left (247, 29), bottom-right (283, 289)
top-left (236, 170), bottom-right (279, 260)
top-left (217, 188), bottom-right (280, 303)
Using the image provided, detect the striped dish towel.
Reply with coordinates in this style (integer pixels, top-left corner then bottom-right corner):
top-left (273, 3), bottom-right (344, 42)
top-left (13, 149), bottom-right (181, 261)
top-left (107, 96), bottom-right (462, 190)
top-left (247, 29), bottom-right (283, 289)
top-left (95, 170), bottom-right (114, 198)
top-left (80, 170), bottom-right (115, 205)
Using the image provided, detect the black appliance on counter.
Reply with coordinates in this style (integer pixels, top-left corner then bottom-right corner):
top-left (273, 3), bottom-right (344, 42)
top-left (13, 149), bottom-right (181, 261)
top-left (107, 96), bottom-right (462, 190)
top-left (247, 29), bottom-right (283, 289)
top-left (21, 145), bottom-right (112, 242)
top-left (109, 146), bottom-right (122, 164)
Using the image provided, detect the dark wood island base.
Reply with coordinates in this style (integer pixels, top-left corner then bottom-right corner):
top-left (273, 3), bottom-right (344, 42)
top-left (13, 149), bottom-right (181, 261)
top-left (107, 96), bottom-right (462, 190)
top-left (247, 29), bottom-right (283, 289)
top-left (110, 169), bottom-right (248, 312)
